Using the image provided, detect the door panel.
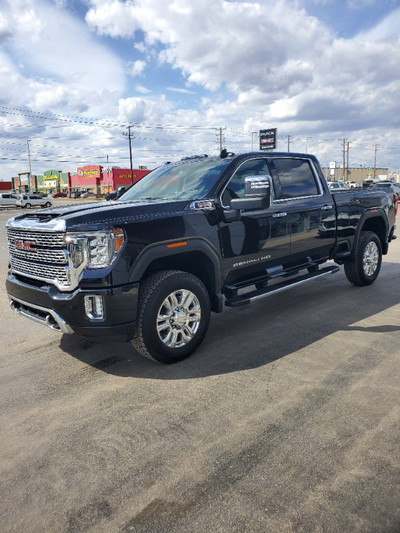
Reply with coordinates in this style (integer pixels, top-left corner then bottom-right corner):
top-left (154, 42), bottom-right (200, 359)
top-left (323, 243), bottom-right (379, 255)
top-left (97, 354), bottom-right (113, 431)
top-left (218, 156), bottom-right (336, 285)
top-left (270, 158), bottom-right (336, 263)
top-left (218, 157), bottom-right (291, 284)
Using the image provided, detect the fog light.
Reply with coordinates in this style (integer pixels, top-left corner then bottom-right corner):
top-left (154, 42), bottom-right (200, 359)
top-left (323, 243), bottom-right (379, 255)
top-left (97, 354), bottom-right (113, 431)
top-left (84, 295), bottom-right (104, 320)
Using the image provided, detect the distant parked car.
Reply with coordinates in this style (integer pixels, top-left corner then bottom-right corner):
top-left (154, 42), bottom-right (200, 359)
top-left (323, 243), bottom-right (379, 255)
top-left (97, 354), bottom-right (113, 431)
top-left (0, 193), bottom-right (18, 206)
top-left (16, 194), bottom-right (53, 209)
top-left (372, 181), bottom-right (400, 194)
top-left (327, 181), bottom-right (349, 190)
top-left (81, 191), bottom-right (96, 198)
top-left (371, 182), bottom-right (399, 211)
top-left (51, 192), bottom-right (68, 198)
top-left (105, 186), bottom-right (128, 200)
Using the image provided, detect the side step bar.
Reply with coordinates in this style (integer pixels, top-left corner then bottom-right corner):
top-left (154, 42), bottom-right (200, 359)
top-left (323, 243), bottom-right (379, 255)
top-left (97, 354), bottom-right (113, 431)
top-left (225, 265), bottom-right (340, 307)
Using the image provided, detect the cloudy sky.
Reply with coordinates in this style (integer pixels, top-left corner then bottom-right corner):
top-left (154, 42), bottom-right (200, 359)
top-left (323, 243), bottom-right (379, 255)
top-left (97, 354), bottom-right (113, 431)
top-left (0, 0), bottom-right (399, 179)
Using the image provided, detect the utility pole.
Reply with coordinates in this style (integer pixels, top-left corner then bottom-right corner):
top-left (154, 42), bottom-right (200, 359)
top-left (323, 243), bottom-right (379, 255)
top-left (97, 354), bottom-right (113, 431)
top-left (27, 139), bottom-right (32, 176)
top-left (373, 144), bottom-right (378, 180)
top-left (123, 126), bottom-right (134, 185)
top-left (217, 127), bottom-right (226, 153)
top-left (346, 141), bottom-right (350, 182)
top-left (339, 138), bottom-right (348, 180)
top-left (287, 135), bottom-right (292, 152)
top-left (27, 139), bottom-right (32, 192)
top-left (305, 137), bottom-right (312, 153)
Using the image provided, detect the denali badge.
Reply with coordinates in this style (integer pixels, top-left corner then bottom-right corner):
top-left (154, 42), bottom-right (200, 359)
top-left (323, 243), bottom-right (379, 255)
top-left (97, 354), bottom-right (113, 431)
top-left (14, 239), bottom-right (37, 252)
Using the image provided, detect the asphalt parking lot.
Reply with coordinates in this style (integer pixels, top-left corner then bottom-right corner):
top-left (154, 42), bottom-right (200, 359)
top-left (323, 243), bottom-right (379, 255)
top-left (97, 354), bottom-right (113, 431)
top-left (0, 203), bottom-right (400, 533)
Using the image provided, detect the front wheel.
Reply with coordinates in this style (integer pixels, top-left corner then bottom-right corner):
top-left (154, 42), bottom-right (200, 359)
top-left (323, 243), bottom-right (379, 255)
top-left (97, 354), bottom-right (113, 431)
top-left (344, 231), bottom-right (382, 286)
top-left (44, 202), bottom-right (51, 208)
top-left (132, 270), bottom-right (211, 363)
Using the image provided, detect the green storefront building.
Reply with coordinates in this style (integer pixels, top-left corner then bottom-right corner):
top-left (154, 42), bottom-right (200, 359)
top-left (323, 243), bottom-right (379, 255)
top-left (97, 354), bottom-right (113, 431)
top-left (12, 170), bottom-right (70, 194)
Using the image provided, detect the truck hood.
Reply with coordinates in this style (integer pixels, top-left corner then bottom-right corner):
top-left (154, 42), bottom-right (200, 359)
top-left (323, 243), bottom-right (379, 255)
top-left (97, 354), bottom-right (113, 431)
top-left (6, 199), bottom-right (190, 232)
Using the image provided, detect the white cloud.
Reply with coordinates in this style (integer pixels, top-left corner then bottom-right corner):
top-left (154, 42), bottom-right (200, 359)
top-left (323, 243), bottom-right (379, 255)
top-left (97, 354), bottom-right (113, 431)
top-left (1, 0), bottom-right (400, 177)
top-left (356, 6), bottom-right (400, 41)
top-left (128, 60), bottom-right (146, 77)
top-left (118, 95), bottom-right (174, 123)
top-left (135, 84), bottom-right (152, 94)
top-left (87, 0), bottom-right (400, 133)
top-left (167, 87), bottom-right (196, 94)
top-left (85, 0), bottom-right (143, 38)
top-left (0, 0), bottom-right (125, 101)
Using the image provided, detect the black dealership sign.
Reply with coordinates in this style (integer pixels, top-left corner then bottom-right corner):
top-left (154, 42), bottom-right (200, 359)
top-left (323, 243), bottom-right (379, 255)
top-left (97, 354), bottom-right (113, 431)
top-left (259, 128), bottom-right (277, 150)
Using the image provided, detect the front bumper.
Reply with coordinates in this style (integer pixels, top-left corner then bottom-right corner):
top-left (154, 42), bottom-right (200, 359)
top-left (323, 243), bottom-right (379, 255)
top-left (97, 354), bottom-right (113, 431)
top-left (6, 272), bottom-right (139, 342)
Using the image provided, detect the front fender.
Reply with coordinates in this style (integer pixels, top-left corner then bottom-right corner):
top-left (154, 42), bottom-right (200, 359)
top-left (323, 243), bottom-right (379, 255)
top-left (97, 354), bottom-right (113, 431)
top-left (128, 237), bottom-right (224, 309)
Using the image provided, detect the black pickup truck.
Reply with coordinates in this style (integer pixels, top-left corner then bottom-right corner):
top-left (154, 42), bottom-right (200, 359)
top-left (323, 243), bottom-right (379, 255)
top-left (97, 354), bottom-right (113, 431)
top-left (5, 151), bottom-right (396, 362)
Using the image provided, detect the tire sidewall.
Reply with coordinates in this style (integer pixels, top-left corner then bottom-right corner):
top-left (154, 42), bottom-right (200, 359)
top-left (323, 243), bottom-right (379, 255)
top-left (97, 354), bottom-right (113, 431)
top-left (358, 232), bottom-right (382, 285)
top-left (139, 273), bottom-right (211, 363)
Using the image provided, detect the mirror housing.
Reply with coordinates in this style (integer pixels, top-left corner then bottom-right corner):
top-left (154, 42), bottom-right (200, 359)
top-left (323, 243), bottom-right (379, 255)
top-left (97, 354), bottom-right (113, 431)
top-left (229, 175), bottom-right (271, 211)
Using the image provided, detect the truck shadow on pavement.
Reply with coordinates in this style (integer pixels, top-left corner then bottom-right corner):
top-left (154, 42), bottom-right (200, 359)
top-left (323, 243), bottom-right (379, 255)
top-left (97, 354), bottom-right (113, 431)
top-left (59, 263), bottom-right (400, 379)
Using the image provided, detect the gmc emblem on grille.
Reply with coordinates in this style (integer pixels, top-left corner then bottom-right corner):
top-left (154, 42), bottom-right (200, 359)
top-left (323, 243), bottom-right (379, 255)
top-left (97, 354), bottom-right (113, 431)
top-left (14, 239), bottom-right (37, 252)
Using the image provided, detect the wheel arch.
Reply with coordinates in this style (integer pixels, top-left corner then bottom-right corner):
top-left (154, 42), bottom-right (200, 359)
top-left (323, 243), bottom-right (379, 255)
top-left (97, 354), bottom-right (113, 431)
top-left (352, 211), bottom-right (389, 257)
top-left (129, 238), bottom-right (224, 313)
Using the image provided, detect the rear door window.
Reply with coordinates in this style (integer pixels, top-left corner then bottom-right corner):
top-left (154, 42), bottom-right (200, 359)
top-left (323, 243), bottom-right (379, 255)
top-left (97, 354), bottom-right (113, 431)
top-left (271, 159), bottom-right (320, 199)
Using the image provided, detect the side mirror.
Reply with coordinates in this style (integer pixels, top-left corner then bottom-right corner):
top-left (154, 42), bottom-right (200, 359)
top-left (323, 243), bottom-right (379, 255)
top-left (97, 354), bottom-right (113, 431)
top-left (230, 175), bottom-right (271, 211)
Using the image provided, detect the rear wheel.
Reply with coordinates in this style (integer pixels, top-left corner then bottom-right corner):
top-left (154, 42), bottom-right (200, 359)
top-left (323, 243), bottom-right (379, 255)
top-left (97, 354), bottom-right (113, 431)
top-left (344, 231), bottom-right (382, 286)
top-left (25, 203), bottom-right (32, 209)
top-left (132, 270), bottom-right (211, 363)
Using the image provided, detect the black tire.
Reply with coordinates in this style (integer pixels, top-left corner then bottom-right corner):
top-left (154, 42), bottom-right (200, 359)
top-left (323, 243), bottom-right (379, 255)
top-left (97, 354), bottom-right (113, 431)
top-left (25, 203), bottom-right (31, 209)
top-left (344, 231), bottom-right (382, 286)
top-left (132, 270), bottom-right (211, 363)
top-left (44, 202), bottom-right (51, 208)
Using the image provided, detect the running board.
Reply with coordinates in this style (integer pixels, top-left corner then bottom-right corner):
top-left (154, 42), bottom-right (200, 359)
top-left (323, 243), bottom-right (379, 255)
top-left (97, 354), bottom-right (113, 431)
top-left (225, 265), bottom-right (340, 307)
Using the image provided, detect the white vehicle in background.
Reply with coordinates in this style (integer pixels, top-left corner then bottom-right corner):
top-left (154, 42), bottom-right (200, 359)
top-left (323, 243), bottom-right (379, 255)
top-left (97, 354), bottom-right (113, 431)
top-left (0, 193), bottom-right (18, 206)
top-left (16, 194), bottom-right (52, 209)
top-left (327, 181), bottom-right (349, 190)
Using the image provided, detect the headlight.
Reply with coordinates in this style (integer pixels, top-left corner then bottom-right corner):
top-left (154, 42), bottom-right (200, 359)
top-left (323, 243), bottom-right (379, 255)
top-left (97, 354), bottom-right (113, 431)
top-left (66, 228), bottom-right (125, 270)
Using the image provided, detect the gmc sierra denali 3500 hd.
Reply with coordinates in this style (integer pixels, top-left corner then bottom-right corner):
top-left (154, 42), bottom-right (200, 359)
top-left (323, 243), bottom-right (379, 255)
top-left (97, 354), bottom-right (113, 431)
top-left (6, 151), bottom-right (397, 363)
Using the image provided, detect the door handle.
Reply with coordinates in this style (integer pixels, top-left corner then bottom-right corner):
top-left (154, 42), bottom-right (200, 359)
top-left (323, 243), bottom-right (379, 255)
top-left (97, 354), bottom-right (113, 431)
top-left (272, 212), bottom-right (287, 218)
top-left (321, 205), bottom-right (333, 210)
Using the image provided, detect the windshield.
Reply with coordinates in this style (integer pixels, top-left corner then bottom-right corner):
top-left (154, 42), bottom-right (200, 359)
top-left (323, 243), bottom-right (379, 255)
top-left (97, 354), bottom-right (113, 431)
top-left (121, 158), bottom-right (231, 201)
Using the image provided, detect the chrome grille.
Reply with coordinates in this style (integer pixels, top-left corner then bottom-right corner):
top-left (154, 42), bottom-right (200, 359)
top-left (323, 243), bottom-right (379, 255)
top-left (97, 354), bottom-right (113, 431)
top-left (7, 229), bottom-right (65, 247)
top-left (7, 228), bottom-right (70, 287)
top-left (10, 258), bottom-right (70, 285)
top-left (9, 246), bottom-right (67, 264)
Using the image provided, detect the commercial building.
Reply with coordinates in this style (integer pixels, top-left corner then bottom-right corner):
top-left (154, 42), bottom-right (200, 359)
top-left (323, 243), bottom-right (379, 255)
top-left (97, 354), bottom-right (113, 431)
top-left (11, 166), bottom-right (149, 196)
top-left (0, 181), bottom-right (13, 191)
top-left (321, 166), bottom-right (390, 184)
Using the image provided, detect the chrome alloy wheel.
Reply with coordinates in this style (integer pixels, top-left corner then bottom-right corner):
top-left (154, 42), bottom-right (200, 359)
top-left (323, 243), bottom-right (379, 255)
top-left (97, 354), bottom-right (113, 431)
top-left (363, 241), bottom-right (379, 276)
top-left (156, 289), bottom-right (201, 348)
